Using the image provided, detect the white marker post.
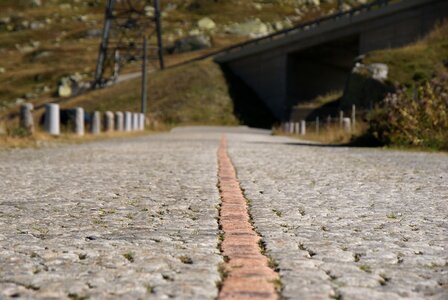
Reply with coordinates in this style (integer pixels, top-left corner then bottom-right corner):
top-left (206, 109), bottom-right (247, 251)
top-left (75, 107), bottom-right (84, 136)
top-left (124, 112), bottom-right (132, 132)
top-left (343, 118), bottom-right (351, 133)
top-left (91, 111), bottom-right (101, 134)
top-left (115, 112), bottom-right (124, 131)
top-left (300, 120), bottom-right (306, 135)
top-left (104, 111), bottom-right (114, 132)
top-left (20, 103), bottom-right (34, 134)
top-left (44, 103), bottom-right (60, 136)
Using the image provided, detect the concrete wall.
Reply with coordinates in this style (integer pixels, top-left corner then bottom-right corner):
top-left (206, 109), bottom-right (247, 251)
top-left (360, 0), bottom-right (448, 53)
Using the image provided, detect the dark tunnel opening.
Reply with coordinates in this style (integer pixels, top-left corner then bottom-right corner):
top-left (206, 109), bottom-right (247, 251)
top-left (220, 65), bottom-right (277, 129)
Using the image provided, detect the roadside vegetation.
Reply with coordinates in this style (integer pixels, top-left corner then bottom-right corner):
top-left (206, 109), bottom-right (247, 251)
top-left (286, 22), bottom-right (448, 151)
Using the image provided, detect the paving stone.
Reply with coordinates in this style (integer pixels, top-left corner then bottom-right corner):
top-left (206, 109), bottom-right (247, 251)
top-left (227, 133), bottom-right (448, 300)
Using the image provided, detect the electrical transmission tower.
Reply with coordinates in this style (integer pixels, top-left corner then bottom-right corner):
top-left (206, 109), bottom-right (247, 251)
top-left (93, 0), bottom-right (164, 88)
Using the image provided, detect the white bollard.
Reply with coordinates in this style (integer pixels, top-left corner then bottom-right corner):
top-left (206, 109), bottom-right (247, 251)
top-left (91, 111), bottom-right (101, 134)
top-left (352, 104), bottom-right (356, 130)
top-left (75, 107), bottom-right (84, 136)
top-left (124, 112), bottom-right (132, 132)
top-left (139, 113), bottom-right (145, 131)
top-left (294, 122), bottom-right (300, 135)
top-left (300, 120), bottom-right (306, 135)
top-left (132, 113), bottom-right (139, 131)
top-left (44, 103), bottom-right (60, 136)
top-left (288, 122), bottom-right (294, 134)
top-left (343, 117), bottom-right (351, 133)
top-left (20, 103), bottom-right (34, 134)
top-left (339, 110), bottom-right (344, 128)
top-left (115, 112), bottom-right (124, 131)
top-left (104, 111), bottom-right (114, 132)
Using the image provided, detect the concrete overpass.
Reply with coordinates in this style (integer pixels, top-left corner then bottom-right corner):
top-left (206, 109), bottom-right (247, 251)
top-left (214, 0), bottom-right (448, 120)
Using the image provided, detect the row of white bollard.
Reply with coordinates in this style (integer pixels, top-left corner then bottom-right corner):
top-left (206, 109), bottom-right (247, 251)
top-left (283, 120), bottom-right (307, 135)
top-left (20, 103), bottom-right (145, 136)
top-left (283, 114), bottom-right (353, 135)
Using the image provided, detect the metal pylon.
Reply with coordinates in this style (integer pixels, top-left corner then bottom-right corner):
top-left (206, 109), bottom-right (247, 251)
top-left (93, 0), bottom-right (164, 88)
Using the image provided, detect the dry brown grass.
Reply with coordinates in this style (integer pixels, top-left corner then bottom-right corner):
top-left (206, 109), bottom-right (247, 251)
top-left (0, 128), bottom-right (161, 150)
top-left (275, 121), bottom-right (368, 145)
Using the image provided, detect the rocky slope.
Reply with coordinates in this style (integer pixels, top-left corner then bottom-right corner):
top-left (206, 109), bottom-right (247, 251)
top-left (0, 0), bottom-right (370, 117)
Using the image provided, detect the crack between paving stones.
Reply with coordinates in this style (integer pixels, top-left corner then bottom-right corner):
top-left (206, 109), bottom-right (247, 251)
top-left (216, 136), bottom-right (282, 300)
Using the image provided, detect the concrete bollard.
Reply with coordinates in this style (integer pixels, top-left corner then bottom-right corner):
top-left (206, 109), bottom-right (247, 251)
top-left (75, 107), bottom-right (84, 136)
top-left (343, 117), bottom-right (351, 133)
top-left (104, 111), bottom-right (114, 132)
top-left (132, 113), bottom-right (139, 131)
top-left (352, 104), bottom-right (356, 130)
top-left (327, 115), bottom-right (332, 125)
top-left (294, 122), bottom-right (300, 134)
top-left (124, 112), bottom-right (132, 132)
top-left (139, 113), bottom-right (145, 131)
top-left (339, 110), bottom-right (344, 128)
top-left (20, 103), bottom-right (34, 134)
top-left (44, 103), bottom-right (60, 136)
top-left (115, 112), bottom-right (124, 131)
top-left (288, 122), bottom-right (294, 134)
top-left (300, 120), bottom-right (306, 135)
top-left (91, 111), bottom-right (101, 134)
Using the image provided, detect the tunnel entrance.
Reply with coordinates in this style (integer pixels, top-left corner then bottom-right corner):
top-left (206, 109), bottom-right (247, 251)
top-left (286, 35), bottom-right (360, 109)
top-left (220, 65), bottom-right (277, 129)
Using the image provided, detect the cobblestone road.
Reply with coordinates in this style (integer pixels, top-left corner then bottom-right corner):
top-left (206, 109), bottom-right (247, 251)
top-left (228, 133), bottom-right (448, 300)
top-left (0, 127), bottom-right (447, 299)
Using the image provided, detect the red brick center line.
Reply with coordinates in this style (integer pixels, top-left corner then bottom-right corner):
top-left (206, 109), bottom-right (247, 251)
top-left (218, 136), bottom-right (279, 300)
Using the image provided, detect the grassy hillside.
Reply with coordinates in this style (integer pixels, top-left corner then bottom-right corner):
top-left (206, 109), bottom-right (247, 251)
top-left (364, 21), bottom-right (448, 87)
top-left (64, 59), bottom-right (239, 126)
top-left (0, 0), bottom-right (360, 120)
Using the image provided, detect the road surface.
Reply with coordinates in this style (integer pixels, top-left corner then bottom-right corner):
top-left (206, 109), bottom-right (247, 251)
top-left (0, 127), bottom-right (446, 299)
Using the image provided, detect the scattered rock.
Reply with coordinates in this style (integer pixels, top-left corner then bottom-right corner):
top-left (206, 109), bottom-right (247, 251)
top-left (169, 35), bottom-right (211, 54)
top-left (84, 28), bottom-right (102, 38)
top-left (225, 19), bottom-right (271, 38)
top-left (78, 15), bottom-right (88, 22)
top-left (0, 17), bottom-right (11, 25)
top-left (30, 21), bottom-right (45, 30)
top-left (0, 67), bottom-right (5, 74)
top-left (58, 82), bottom-right (72, 98)
top-left (353, 62), bottom-right (389, 81)
top-left (197, 17), bottom-right (216, 31)
top-left (145, 6), bottom-right (155, 17)
top-left (30, 0), bottom-right (42, 7)
top-left (59, 3), bottom-right (72, 10)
